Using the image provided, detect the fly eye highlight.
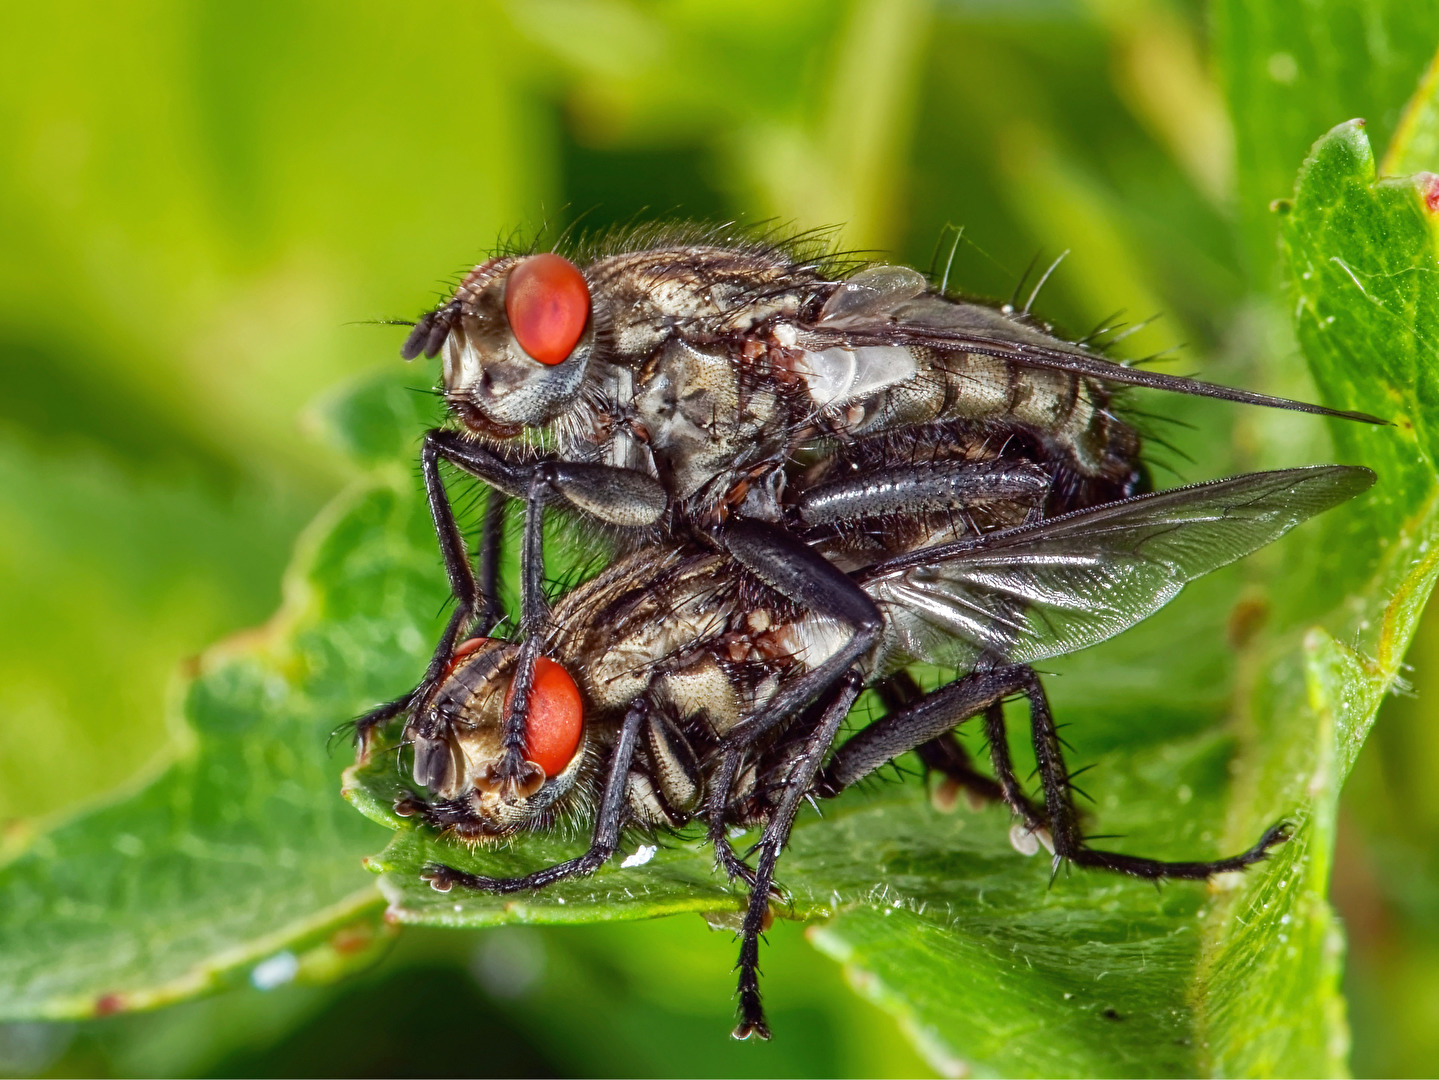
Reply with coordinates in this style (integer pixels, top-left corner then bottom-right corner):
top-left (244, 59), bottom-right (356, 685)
top-left (503, 656), bottom-right (584, 777)
top-left (504, 253), bottom-right (590, 366)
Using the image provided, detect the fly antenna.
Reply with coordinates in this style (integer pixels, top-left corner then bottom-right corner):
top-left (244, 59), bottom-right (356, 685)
top-left (1024, 249), bottom-right (1069, 315)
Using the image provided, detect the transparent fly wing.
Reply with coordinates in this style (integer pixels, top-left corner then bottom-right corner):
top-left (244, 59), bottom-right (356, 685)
top-left (861, 465), bottom-right (1375, 670)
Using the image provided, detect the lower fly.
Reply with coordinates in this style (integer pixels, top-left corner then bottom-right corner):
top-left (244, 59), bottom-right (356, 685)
top-left (364, 462), bottom-right (1372, 1039)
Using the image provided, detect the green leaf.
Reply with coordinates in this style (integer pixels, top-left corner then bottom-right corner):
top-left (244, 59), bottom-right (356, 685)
top-left (7, 116), bottom-right (1437, 1074)
top-left (1213, 0), bottom-right (1439, 280)
top-left (0, 380), bottom-right (451, 1018)
top-left (1383, 48), bottom-right (1439, 177)
top-left (343, 124), bottom-right (1439, 1077)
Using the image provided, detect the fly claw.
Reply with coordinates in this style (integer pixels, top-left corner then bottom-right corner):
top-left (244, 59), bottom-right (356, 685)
top-left (348, 225), bottom-right (1386, 1039)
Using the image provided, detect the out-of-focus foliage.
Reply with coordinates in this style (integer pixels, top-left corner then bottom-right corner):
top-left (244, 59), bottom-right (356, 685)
top-left (3, 1), bottom-right (1439, 1077)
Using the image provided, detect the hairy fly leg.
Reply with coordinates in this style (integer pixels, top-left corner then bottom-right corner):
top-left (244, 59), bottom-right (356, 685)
top-left (733, 672), bottom-right (862, 1041)
top-left (349, 432), bottom-right (489, 753)
top-left (475, 490), bottom-right (508, 635)
top-left (818, 666), bottom-right (1043, 834)
top-left (479, 472), bottom-right (554, 797)
top-left (719, 519), bottom-right (884, 749)
top-left (819, 663), bottom-right (1285, 875)
top-left (704, 748), bottom-right (761, 887)
top-left (702, 521), bottom-right (881, 884)
top-left (873, 670), bottom-right (1044, 822)
top-left (490, 456), bottom-right (669, 793)
top-left (793, 457), bottom-right (1050, 526)
top-left (360, 428), bottom-right (665, 762)
top-left (421, 696), bottom-right (648, 894)
top-left (1021, 669), bottom-right (1290, 878)
top-left (359, 491), bottom-right (510, 756)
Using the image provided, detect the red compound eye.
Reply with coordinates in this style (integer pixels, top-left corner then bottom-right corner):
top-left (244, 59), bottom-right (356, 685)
top-left (503, 656), bottom-right (584, 777)
top-left (504, 253), bottom-right (590, 365)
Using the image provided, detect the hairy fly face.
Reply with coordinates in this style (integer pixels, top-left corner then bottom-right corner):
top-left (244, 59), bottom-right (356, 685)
top-left (407, 637), bottom-right (591, 841)
top-left (403, 254), bottom-right (596, 435)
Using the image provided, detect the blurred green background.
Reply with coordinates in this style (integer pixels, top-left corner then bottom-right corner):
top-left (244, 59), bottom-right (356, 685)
top-left (2, 0), bottom-right (1438, 1075)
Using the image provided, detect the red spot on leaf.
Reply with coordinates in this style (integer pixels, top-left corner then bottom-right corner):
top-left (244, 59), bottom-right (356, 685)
top-left (330, 923), bottom-right (373, 955)
top-left (95, 993), bottom-right (125, 1016)
top-left (1420, 172), bottom-right (1439, 214)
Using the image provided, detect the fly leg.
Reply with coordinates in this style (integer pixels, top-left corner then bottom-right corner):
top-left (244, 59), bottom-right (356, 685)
top-left (819, 665), bottom-right (1287, 876)
top-left (474, 490), bottom-right (508, 635)
top-left (718, 519), bottom-right (884, 750)
top-left (794, 457), bottom-right (1050, 527)
top-left (733, 672), bottom-right (861, 1041)
top-left (704, 518), bottom-right (882, 880)
top-left (817, 666), bottom-right (1045, 835)
top-left (705, 749), bottom-right (760, 886)
top-left (706, 708), bottom-right (827, 889)
top-left (1023, 669), bottom-right (1290, 879)
top-left (420, 696), bottom-right (648, 893)
top-left (349, 433), bottom-right (491, 754)
top-left (875, 671), bottom-right (1043, 822)
top-left (356, 429), bottom-right (665, 765)
top-left (486, 456), bottom-right (666, 794)
top-left (978, 700), bottom-right (1047, 836)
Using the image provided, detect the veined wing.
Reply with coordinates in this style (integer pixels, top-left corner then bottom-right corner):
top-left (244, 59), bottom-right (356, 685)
top-left (857, 465), bottom-right (1375, 670)
top-left (804, 269), bottom-right (1385, 424)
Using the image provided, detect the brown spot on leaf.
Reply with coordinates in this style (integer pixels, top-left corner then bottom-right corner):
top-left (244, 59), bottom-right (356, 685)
top-left (330, 921), bottom-right (375, 955)
top-left (95, 993), bottom-right (125, 1016)
top-left (1227, 594), bottom-right (1269, 649)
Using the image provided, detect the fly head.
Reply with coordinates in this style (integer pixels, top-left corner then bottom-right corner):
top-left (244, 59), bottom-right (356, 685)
top-left (405, 637), bottom-right (592, 841)
top-left (404, 254), bottom-right (596, 436)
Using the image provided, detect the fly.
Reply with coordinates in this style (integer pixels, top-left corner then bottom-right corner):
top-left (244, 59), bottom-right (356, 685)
top-left (351, 228), bottom-right (1385, 824)
top-left (378, 463), bottom-right (1374, 1039)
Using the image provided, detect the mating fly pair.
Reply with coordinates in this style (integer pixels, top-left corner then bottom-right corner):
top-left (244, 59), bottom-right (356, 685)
top-left (349, 225), bottom-right (1382, 1039)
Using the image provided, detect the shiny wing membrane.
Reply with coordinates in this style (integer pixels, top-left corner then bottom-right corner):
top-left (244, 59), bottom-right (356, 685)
top-left (804, 268), bottom-right (1386, 424)
top-left (858, 465), bottom-right (1375, 670)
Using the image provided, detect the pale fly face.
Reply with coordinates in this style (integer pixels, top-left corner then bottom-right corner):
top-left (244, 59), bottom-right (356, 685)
top-left (403, 254), bottom-right (596, 435)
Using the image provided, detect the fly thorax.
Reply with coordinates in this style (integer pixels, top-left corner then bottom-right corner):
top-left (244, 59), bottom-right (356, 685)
top-left (633, 338), bottom-right (782, 500)
top-left (593, 367), bottom-right (659, 477)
